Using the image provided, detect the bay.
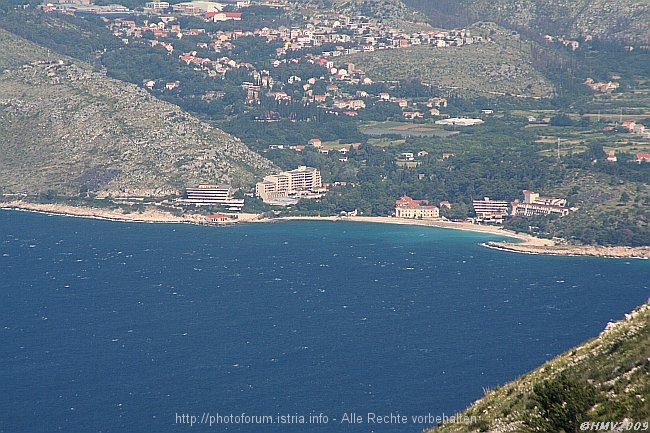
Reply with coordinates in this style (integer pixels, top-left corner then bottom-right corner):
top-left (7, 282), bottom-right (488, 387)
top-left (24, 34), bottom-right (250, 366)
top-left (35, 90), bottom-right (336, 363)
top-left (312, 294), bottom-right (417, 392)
top-left (1, 210), bottom-right (648, 433)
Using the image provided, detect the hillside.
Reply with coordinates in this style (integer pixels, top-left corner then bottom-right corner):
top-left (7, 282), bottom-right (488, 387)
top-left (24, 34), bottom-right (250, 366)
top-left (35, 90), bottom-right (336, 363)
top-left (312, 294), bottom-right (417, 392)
top-left (345, 22), bottom-right (556, 99)
top-left (427, 299), bottom-right (650, 432)
top-left (0, 29), bottom-right (275, 197)
top-left (404, 0), bottom-right (650, 43)
top-left (332, 0), bottom-right (432, 32)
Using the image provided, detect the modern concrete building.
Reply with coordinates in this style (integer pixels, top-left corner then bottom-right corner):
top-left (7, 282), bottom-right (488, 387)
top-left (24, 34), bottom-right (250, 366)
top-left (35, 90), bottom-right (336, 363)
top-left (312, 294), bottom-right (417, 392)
top-left (255, 166), bottom-right (323, 204)
top-left (177, 184), bottom-right (245, 210)
top-left (472, 197), bottom-right (510, 223)
top-left (512, 190), bottom-right (570, 217)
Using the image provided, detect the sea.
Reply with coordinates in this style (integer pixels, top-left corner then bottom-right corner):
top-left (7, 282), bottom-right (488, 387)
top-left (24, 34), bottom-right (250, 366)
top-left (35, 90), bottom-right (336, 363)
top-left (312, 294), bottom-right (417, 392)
top-left (1, 210), bottom-right (649, 433)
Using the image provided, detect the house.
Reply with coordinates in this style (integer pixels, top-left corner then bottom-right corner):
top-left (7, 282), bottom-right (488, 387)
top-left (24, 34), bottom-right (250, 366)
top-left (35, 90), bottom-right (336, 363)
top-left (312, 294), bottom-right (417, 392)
top-left (207, 11), bottom-right (242, 21)
top-left (636, 153), bottom-right (650, 163)
top-left (621, 121), bottom-right (636, 131)
top-left (206, 213), bottom-right (231, 224)
top-left (442, 153), bottom-right (454, 160)
top-left (606, 150), bottom-right (617, 162)
top-left (439, 201), bottom-right (452, 209)
top-left (403, 111), bottom-right (423, 119)
top-left (394, 98), bottom-right (408, 108)
top-left (308, 138), bottom-right (322, 148)
top-left (417, 150), bottom-right (428, 157)
top-left (347, 99), bottom-right (366, 110)
top-left (427, 97), bottom-right (447, 108)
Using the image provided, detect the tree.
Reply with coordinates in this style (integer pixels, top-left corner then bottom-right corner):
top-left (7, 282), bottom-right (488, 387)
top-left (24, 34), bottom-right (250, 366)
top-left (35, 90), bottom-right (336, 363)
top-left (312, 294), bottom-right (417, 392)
top-left (526, 373), bottom-right (596, 433)
top-left (549, 113), bottom-right (575, 126)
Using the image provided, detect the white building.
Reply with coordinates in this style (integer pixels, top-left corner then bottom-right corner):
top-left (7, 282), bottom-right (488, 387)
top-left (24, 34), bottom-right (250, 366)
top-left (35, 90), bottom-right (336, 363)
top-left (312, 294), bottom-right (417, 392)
top-left (472, 197), bottom-right (510, 223)
top-left (256, 166), bottom-right (323, 204)
top-left (435, 117), bottom-right (484, 126)
top-left (395, 195), bottom-right (439, 219)
top-left (512, 190), bottom-right (570, 217)
top-left (177, 184), bottom-right (244, 210)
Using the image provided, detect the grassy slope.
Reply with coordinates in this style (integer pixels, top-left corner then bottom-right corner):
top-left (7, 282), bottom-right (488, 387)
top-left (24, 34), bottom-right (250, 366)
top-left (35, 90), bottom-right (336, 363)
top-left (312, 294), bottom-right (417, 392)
top-left (427, 300), bottom-right (650, 432)
top-left (345, 23), bottom-right (555, 99)
top-left (0, 29), bottom-right (276, 196)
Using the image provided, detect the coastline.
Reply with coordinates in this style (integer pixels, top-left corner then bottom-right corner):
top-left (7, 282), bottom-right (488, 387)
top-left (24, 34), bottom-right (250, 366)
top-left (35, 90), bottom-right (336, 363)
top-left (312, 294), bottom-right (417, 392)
top-left (483, 241), bottom-right (650, 259)
top-left (2, 201), bottom-right (649, 258)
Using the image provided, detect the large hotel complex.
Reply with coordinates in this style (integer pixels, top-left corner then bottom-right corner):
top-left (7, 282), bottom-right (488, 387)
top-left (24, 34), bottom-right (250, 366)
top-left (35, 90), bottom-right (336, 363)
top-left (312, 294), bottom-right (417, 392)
top-left (255, 166), bottom-right (325, 205)
top-left (511, 190), bottom-right (570, 217)
top-left (472, 190), bottom-right (572, 223)
top-left (176, 184), bottom-right (245, 210)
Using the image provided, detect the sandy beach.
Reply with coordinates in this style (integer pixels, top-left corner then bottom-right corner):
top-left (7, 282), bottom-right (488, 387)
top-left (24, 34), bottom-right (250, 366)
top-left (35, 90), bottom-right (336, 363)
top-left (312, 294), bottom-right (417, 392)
top-left (2, 201), bottom-right (649, 258)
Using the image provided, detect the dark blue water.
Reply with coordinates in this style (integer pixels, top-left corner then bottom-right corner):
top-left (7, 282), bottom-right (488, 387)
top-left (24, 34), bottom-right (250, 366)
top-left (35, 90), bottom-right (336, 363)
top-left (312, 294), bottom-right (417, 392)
top-left (1, 210), bottom-right (649, 433)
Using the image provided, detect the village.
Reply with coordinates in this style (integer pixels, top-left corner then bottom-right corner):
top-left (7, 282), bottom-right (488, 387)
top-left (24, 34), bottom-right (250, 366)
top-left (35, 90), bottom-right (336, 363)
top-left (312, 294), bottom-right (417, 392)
top-left (43, 0), bottom-right (481, 121)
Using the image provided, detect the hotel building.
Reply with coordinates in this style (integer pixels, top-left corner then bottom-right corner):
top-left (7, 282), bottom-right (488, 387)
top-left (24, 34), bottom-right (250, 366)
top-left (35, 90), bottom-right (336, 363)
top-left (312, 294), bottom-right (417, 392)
top-left (395, 195), bottom-right (439, 219)
top-left (512, 190), bottom-right (570, 217)
top-left (255, 166), bottom-right (323, 204)
top-left (177, 184), bottom-right (245, 210)
top-left (472, 197), bottom-right (510, 223)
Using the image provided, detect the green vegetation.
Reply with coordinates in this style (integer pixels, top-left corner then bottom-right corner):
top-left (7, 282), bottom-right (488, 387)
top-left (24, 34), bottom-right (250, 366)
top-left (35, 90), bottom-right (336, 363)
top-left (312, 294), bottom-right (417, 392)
top-left (427, 301), bottom-right (650, 433)
top-left (1, 3), bottom-right (649, 246)
top-left (0, 9), bottom-right (120, 63)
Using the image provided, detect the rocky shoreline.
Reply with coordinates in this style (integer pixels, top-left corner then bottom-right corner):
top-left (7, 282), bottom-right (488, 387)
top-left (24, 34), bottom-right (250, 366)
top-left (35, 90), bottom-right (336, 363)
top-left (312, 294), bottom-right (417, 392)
top-left (486, 241), bottom-right (650, 259)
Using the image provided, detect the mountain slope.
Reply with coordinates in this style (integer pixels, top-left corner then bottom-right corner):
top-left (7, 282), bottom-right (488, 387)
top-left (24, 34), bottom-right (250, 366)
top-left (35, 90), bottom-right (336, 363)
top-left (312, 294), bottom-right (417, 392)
top-left (405, 0), bottom-right (650, 43)
top-left (0, 29), bottom-right (275, 197)
top-left (345, 22), bottom-right (556, 99)
top-left (427, 299), bottom-right (650, 432)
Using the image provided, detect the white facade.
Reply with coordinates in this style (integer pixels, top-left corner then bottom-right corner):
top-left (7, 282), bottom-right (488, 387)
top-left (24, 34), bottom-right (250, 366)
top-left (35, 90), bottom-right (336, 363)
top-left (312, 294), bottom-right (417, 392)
top-left (256, 166), bottom-right (323, 204)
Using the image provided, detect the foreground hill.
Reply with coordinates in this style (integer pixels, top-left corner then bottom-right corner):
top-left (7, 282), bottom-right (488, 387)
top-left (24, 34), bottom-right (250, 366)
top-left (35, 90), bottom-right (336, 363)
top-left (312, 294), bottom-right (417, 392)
top-left (427, 299), bottom-right (650, 432)
top-left (405, 0), bottom-right (650, 43)
top-left (345, 22), bottom-right (556, 99)
top-left (0, 29), bottom-right (275, 197)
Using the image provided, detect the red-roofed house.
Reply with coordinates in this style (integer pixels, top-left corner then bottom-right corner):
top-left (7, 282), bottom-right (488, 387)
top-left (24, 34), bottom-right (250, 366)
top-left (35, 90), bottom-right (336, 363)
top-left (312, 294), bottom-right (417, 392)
top-left (207, 213), bottom-right (230, 223)
top-left (621, 121), bottom-right (636, 131)
top-left (395, 195), bottom-right (439, 219)
top-left (606, 150), bottom-right (617, 162)
top-left (208, 11), bottom-right (242, 21)
top-left (636, 153), bottom-right (650, 163)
